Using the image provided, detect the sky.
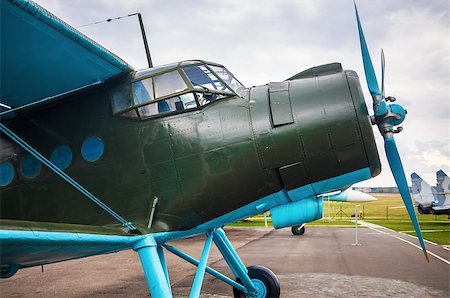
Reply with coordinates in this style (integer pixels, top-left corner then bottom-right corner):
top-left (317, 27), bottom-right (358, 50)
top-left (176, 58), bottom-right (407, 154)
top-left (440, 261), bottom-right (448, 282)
top-left (34, 0), bottom-right (449, 187)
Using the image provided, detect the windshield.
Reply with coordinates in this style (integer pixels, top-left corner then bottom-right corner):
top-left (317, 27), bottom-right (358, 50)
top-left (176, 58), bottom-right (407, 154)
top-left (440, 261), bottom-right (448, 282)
top-left (182, 64), bottom-right (244, 95)
top-left (207, 65), bottom-right (245, 94)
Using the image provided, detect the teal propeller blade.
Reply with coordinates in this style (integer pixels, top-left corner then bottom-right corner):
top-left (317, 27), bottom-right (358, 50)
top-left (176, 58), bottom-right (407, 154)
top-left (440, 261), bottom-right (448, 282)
top-left (354, 2), bottom-right (381, 98)
top-left (354, 1), bottom-right (428, 262)
top-left (385, 138), bottom-right (429, 261)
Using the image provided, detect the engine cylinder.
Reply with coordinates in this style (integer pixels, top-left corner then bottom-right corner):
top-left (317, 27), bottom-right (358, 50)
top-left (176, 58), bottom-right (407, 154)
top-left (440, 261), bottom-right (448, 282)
top-left (270, 196), bottom-right (323, 228)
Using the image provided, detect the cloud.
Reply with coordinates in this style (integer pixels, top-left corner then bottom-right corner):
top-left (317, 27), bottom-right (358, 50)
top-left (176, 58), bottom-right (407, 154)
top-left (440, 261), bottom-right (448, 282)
top-left (420, 151), bottom-right (450, 168)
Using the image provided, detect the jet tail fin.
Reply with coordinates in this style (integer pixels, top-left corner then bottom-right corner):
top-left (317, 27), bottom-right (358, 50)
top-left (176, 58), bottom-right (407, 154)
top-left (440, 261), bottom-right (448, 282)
top-left (436, 170), bottom-right (449, 192)
top-left (410, 173), bottom-right (434, 206)
top-left (435, 170), bottom-right (450, 207)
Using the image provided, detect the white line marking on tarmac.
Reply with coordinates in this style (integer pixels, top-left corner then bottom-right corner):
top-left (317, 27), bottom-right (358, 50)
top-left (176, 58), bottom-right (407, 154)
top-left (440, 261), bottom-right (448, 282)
top-left (400, 232), bottom-right (438, 246)
top-left (368, 227), bottom-right (450, 265)
top-left (400, 229), bottom-right (450, 233)
top-left (356, 220), bottom-right (441, 246)
top-left (444, 246), bottom-right (450, 252)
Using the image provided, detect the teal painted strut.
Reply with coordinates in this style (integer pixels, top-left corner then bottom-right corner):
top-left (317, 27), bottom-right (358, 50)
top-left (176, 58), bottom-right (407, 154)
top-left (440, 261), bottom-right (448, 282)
top-left (163, 244), bottom-right (247, 293)
top-left (213, 228), bottom-right (257, 295)
top-left (0, 123), bottom-right (137, 232)
top-left (190, 231), bottom-right (214, 298)
top-left (133, 236), bottom-right (172, 297)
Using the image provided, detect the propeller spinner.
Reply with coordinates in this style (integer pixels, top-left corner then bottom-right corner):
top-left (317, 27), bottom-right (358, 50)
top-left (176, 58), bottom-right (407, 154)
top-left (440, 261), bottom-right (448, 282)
top-left (354, 2), bottom-right (429, 262)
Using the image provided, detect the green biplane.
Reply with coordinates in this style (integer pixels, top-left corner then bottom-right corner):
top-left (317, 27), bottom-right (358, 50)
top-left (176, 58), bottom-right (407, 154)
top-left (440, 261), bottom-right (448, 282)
top-left (0, 1), bottom-right (428, 297)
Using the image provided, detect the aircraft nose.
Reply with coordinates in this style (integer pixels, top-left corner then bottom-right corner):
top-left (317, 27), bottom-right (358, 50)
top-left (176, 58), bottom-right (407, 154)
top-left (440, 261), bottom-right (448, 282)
top-left (248, 66), bottom-right (380, 196)
top-left (346, 190), bottom-right (377, 202)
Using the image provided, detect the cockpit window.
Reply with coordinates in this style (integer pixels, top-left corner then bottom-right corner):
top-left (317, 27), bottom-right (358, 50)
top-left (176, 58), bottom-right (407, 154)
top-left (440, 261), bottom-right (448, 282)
top-left (208, 65), bottom-right (245, 95)
top-left (138, 93), bottom-right (197, 118)
top-left (133, 77), bottom-right (154, 105)
top-left (112, 60), bottom-right (246, 120)
top-left (183, 65), bottom-right (232, 93)
top-left (154, 70), bottom-right (188, 98)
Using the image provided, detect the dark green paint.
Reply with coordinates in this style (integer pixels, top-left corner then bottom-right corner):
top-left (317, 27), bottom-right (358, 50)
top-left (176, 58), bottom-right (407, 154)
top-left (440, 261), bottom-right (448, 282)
top-left (0, 61), bottom-right (380, 235)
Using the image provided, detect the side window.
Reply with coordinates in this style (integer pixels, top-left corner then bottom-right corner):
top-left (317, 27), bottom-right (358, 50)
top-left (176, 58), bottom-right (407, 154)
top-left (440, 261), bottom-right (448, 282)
top-left (50, 145), bottom-right (72, 170)
top-left (81, 136), bottom-right (104, 162)
top-left (153, 71), bottom-right (188, 98)
top-left (138, 93), bottom-right (197, 119)
top-left (21, 155), bottom-right (41, 179)
top-left (196, 92), bottom-right (225, 106)
top-left (0, 162), bottom-right (14, 187)
top-left (133, 77), bottom-right (154, 105)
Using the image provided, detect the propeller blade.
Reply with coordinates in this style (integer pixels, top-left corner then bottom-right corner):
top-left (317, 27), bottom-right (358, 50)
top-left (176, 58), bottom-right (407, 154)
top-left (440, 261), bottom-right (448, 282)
top-left (384, 138), bottom-right (429, 262)
top-left (354, 2), bottom-right (381, 98)
top-left (381, 48), bottom-right (385, 98)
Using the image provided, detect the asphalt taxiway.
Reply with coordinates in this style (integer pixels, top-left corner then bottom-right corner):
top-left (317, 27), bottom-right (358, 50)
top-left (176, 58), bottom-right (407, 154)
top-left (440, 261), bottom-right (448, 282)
top-left (1, 225), bottom-right (449, 297)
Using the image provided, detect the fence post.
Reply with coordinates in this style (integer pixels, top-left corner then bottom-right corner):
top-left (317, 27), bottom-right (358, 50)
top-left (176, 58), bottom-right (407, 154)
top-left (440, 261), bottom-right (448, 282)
top-left (386, 205), bottom-right (389, 220)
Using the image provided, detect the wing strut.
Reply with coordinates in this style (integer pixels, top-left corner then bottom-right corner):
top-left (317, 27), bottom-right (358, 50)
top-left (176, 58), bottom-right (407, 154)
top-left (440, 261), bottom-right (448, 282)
top-left (0, 123), bottom-right (138, 234)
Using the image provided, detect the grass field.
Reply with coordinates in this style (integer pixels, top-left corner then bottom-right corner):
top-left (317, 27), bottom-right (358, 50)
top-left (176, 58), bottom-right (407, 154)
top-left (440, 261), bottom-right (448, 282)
top-left (229, 193), bottom-right (450, 245)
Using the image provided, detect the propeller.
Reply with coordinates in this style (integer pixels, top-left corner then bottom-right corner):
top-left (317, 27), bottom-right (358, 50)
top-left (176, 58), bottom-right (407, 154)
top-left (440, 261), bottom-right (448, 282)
top-left (354, 2), bottom-right (429, 262)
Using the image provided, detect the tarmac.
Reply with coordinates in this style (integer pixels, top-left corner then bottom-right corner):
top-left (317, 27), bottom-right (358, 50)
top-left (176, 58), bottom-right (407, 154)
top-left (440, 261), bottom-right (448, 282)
top-left (0, 224), bottom-right (449, 297)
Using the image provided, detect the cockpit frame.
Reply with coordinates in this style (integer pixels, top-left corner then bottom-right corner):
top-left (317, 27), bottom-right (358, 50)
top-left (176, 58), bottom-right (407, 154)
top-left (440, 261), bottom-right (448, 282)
top-left (111, 60), bottom-right (245, 120)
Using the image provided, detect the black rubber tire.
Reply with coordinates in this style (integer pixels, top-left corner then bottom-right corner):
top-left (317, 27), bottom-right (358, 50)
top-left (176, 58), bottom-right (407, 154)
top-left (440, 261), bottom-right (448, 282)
top-left (418, 205), bottom-right (431, 214)
top-left (233, 265), bottom-right (280, 298)
top-left (418, 205), bottom-right (423, 214)
top-left (291, 225), bottom-right (305, 236)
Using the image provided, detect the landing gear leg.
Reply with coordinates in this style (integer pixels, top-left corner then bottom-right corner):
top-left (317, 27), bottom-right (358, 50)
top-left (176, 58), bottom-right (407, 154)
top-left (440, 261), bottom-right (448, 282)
top-left (213, 228), bottom-right (280, 297)
top-left (136, 228), bottom-right (280, 297)
top-left (133, 236), bottom-right (172, 298)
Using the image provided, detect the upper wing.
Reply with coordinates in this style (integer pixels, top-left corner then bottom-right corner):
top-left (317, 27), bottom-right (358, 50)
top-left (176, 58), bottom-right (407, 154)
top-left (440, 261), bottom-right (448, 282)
top-left (0, 0), bottom-right (132, 111)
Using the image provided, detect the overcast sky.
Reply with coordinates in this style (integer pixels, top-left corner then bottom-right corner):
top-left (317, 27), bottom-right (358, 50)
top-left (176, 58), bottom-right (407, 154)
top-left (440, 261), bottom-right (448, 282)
top-left (34, 0), bottom-right (449, 187)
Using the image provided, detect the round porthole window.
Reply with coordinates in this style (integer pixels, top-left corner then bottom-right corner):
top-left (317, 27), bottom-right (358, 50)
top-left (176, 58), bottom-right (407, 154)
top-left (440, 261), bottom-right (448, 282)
top-left (50, 145), bottom-right (72, 170)
top-left (81, 136), bottom-right (104, 162)
top-left (21, 155), bottom-right (42, 179)
top-left (0, 162), bottom-right (14, 186)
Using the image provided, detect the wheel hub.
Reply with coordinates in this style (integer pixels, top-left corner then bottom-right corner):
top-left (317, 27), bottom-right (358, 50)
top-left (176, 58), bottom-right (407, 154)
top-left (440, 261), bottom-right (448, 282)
top-left (249, 279), bottom-right (267, 298)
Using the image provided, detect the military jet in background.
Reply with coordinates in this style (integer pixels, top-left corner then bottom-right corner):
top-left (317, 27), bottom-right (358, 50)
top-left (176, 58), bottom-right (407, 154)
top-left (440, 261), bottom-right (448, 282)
top-left (0, 0), bottom-right (428, 297)
top-left (411, 170), bottom-right (450, 215)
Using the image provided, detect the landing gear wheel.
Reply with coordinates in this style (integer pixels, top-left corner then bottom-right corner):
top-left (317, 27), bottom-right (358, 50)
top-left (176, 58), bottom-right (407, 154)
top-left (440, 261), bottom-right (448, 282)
top-left (291, 225), bottom-right (305, 235)
top-left (417, 205), bottom-right (423, 214)
top-left (233, 265), bottom-right (280, 298)
top-left (418, 205), bottom-right (430, 214)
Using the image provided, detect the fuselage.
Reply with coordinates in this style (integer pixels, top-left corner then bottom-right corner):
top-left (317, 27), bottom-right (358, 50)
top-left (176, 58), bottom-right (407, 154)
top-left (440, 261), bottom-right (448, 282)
top-left (0, 61), bottom-right (381, 234)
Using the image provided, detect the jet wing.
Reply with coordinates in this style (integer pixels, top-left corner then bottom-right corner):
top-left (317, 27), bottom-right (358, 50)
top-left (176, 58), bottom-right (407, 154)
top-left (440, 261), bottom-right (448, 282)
top-left (0, 0), bottom-right (132, 111)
